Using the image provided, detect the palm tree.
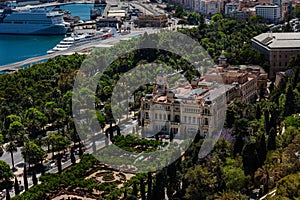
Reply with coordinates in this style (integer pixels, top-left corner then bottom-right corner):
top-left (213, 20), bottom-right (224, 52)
top-left (21, 141), bottom-right (46, 181)
top-left (7, 120), bottom-right (24, 146)
top-left (51, 134), bottom-right (70, 173)
top-left (254, 163), bottom-right (271, 194)
top-left (5, 142), bottom-right (17, 170)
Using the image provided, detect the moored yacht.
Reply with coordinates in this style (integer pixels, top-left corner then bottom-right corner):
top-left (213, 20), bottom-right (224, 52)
top-left (47, 33), bottom-right (92, 54)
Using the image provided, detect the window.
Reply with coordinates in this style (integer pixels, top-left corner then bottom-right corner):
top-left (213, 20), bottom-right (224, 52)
top-left (204, 118), bottom-right (209, 125)
top-left (198, 118), bottom-right (201, 124)
top-left (203, 108), bottom-right (210, 115)
top-left (145, 112), bottom-right (149, 119)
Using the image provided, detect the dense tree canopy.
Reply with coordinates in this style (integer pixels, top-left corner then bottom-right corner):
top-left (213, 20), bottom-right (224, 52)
top-left (0, 13), bottom-right (299, 200)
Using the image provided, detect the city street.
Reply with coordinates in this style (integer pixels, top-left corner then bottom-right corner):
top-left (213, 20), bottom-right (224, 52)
top-left (0, 145), bottom-right (79, 198)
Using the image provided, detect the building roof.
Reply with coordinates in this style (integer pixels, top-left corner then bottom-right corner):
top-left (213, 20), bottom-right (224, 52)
top-left (255, 4), bottom-right (279, 8)
top-left (252, 32), bottom-right (300, 49)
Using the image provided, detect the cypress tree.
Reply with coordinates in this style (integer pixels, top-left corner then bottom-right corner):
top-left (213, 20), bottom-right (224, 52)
top-left (23, 164), bottom-right (28, 191)
top-left (71, 149), bottom-right (76, 165)
top-left (57, 154), bottom-right (62, 174)
top-left (151, 171), bottom-right (165, 200)
top-left (264, 109), bottom-right (270, 134)
top-left (242, 142), bottom-right (259, 175)
top-left (284, 84), bottom-right (295, 117)
top-left (14, 176), bottom-right (19, 195)
top-left (5, 188), bottom-right (10, 200)
top-left (147, 172), bottom-right (152, 200)
top-left (257, 133), bottom-right (267, 166)
top-left (256, 104), bottom-right (261, 120)
top-left (132, 181), bottom-right (138, 197)
top-left (267, 127), bottom-right (277, 150)
top-left (140, 178), bottom-right (146, 200)
top-left (32, 170), bottom-right (37, 185)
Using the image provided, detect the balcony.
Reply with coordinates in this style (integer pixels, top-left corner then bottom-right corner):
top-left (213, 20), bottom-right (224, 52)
top-left (171, 121), bottom-right (180, 125)
top-left (201, 111), bottom-right (212, 116)
top-left (143, 106), bottom-right (150, 110)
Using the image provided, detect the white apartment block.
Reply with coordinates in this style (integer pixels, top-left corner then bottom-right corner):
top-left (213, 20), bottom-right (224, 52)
top-left (169, 0), bottom-right (199, 12)
top-left (199, 0), bottom-right (223, 16)
top-left (255, 5), bottom-right (281, 23)
top-left (225, 2), bottom-right (239, 15)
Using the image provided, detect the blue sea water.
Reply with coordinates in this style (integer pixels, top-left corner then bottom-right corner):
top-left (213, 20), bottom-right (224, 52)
top-left (60, 3), bottom-right (94, 21)
top-left (0, 3), bottom-right (98, 66)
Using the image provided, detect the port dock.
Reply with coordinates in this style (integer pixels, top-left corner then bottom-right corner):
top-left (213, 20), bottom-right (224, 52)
top-left (0, 29), bottom-right (158, 73)
top-left (14, 0), bottom-right (93, 10)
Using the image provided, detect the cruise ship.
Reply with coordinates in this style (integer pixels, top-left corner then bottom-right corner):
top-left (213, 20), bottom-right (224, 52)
top-left (0, 8), bottom-right (69, 35)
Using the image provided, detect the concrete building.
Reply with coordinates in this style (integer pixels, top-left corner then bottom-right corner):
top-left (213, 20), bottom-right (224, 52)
top-left (225, 2), bottom-right (239, 15)
top-left (135, 14), bottom-right (168, 27)
top-left (199, 0), bottom-right (223, 16)
top-left (252, 32), bottom-right (300, 78)
top-left (205, 66), bottom-right (268, 103)
top-left (96, 17), bottom-right (122, 29)
top-left (255, 5), bottom-right (281, 23)
top-left (224, 2), bottom-right (252, 19)
top-left (168, 0), bottom-right (198, 12)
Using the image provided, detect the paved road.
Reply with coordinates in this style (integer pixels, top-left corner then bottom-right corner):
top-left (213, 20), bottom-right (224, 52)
top-left (0, 145), bottom-right (48, 167)
top-left (0, 147), bottom-right (23, 167)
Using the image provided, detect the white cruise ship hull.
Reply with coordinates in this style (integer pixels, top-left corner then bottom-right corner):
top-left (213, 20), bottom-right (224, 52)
top-left (0, 23), bottom-right (67, 35)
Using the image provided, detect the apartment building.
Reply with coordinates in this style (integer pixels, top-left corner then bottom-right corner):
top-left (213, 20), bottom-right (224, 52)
top-left (135, 14), bottom-right (168, 27)
top-left (252, 32), bottom-right (300, 78)
top-left (255, 5), bottom-right (281, 23)
top-left (199, 0), bottom-right (223, 16)
top-left (225, 2), bottom-right (239, 15)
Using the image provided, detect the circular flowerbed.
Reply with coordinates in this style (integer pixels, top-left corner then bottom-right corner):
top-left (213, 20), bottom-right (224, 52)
top-left (103, 173), bottom-right (115, 181)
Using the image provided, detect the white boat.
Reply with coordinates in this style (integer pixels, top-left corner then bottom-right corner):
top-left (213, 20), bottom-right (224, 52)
top-left (47, 33), bottom-right (92, 54)
top-left (47, 28), bottom-right (117, 54)
top-left (0, 8), bottom-right (69, 35)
